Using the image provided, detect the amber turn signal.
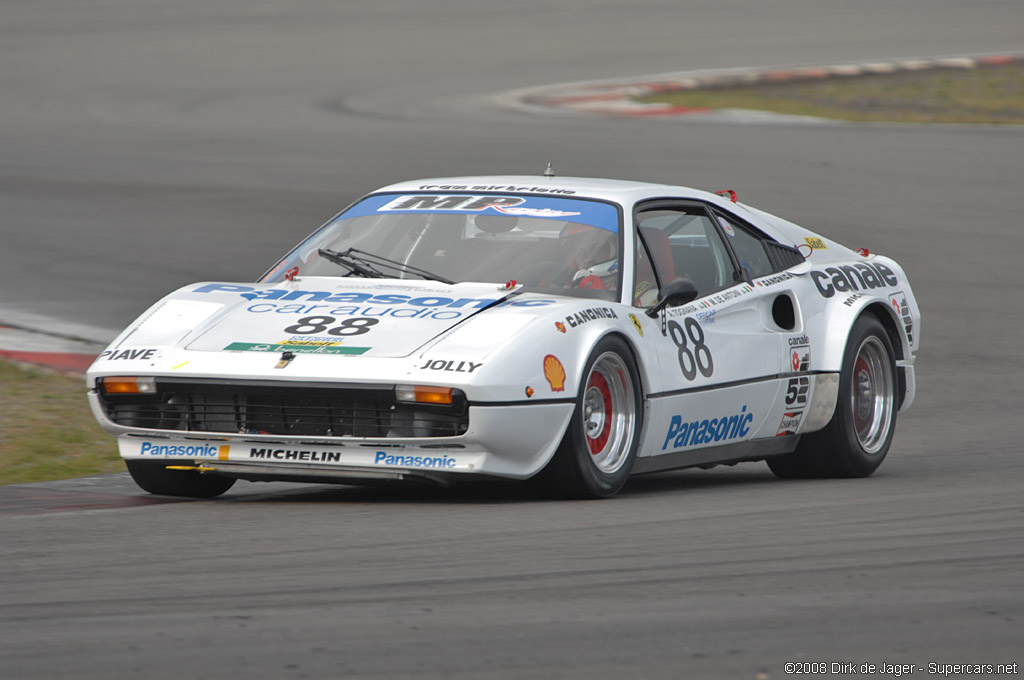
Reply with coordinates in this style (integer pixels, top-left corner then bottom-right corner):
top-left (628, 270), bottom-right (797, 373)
top-left (395, 384), bottom-right (454, 405)
top-left (100, 377), bottom-right (156, 394)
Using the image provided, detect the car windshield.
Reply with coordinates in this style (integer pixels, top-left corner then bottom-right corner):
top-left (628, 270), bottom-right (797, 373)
top-left (262, 192), bottom-right (622, 300)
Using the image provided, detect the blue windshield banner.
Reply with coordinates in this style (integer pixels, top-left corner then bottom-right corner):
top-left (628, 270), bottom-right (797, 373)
top-left (336, 193), bottom-right (620, 233)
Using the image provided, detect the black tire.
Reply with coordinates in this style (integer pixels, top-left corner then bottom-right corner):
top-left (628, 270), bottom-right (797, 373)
top-left (533, 335), bottom-right (643, 498)
top-left (126, 460), bottom-right (236, 498)
top-left (768, 314), bottom-right (897, 479)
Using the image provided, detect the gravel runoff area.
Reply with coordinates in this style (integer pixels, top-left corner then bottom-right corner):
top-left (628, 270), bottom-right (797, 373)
top-left (508, 52), bottom-right (1024, 121)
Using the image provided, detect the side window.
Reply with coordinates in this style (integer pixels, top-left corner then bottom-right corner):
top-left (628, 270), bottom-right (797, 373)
top-left (713, 211), bottom-right (775, 280)
top-left (634, 207), bottom-right (735, 306)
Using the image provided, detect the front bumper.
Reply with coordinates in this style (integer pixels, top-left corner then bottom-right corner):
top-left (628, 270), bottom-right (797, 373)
top-left (105, 401), bottom-right (575, 483)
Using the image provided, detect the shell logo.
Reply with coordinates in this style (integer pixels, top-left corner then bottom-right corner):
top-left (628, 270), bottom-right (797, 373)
top-left (543, 354), bottom-right (566, 392)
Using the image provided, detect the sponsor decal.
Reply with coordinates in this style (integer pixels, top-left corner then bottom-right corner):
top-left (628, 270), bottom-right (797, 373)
top-left (785, 339), bottom-right (811, 408)
top-left (98, 348), bottom-right (157, 361)
top-left (628, 313), bottom-right (644, 337)
top-left (555, 321), bottom-right (567, 333)
top-left (246, 448), bottom-right (460, 469)
top-left (695, 309), bottom-right (716, 327)
top-left (224, 342), bottom-right (369, 355)
top-left (565, 307), bottom-right (618, 328)
top-left (418, 184), bottom-right (577, 195)
top-left (788, 341), bottom-right (810, 373)
top-left (810, 262), bottom-right (899, 298)
top-left (776, 410), bottom-right (803, 436)
top-left (543, 354), bottom-right (566, 392)
top-left (380, 195), bottom-right (526, 212)
top-left (843, 293), bottom-right (866, 307)
top-left (666, 283), bottom-right (756, 318)
top-left (804, 237), bottom-right (828, 250)
top-left (276, 339), bottom-right (343, 347)
top-left (249, 304), bottom-right (468, 320)
top-left (889, 291), bottom-right (914, 344)
top-left (140, 442), bottom-right (227, 458)
top-left (755, 272), bottom-right (795, 288)
top-left (236, 297), bottom-right (554, 319)
top-left (419, 359), bottom-right (483, 373)
top-left (492, 206), bottom-right (580, 218)
top-left (250, 448), bottom-right (343, 463)
top-left (662, 405), bottom-right (754, 451)
top-left (374, 451), bottom-right (457, 469)
top-left (339, 193), bottom-right (617, 231)
top-left (194, 284), bottom-right (505, 311)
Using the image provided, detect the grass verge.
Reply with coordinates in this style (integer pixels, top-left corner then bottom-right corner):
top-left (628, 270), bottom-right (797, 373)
top-left (637, 62), bottom-right (1024, 124)
top-left (0, 359), bottom-right (121, 484)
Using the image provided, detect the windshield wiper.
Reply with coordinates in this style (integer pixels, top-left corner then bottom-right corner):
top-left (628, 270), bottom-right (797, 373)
top-left (317, 248), bottom-right (385, 278)
top-left (317, 247), bottom-right (455, 285)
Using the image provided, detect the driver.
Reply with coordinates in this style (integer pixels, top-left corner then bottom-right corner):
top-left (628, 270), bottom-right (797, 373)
top-left (565, 225), bottom-right (618, 291)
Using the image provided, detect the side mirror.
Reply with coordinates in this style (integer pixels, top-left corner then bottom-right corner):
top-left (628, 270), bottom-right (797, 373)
top-left (645, 278), bottom-right (699, 318)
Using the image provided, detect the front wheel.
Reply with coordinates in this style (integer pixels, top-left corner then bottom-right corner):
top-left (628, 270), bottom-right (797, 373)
top-left (126, 460), bottom-right (236, 498)
top-left (768, 314), bottom-right (897, 479)
top-left (534, 336), bottom-right (642, 498)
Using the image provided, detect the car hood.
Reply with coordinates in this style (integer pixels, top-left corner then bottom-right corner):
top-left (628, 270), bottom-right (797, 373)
top-left (112, 278), bottom-right (542, 359)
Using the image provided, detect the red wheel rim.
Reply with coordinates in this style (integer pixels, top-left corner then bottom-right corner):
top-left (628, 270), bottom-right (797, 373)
top-left (585, 371), bottom-right (613, 455)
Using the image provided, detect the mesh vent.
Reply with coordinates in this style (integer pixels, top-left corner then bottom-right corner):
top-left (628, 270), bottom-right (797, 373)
top-left (765, 241), bottom-right (806, 270)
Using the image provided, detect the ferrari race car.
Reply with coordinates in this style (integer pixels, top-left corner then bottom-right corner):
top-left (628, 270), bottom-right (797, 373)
top-left (87, 174), bottom-right (920, 499)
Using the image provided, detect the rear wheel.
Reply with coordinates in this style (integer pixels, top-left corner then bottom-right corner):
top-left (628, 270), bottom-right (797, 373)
top-left (768, 314), bottom-right (897, 479)
top-left (534, 336), bottom-right (642, 498)
top-left (126, 460), bottom-right (236, 498)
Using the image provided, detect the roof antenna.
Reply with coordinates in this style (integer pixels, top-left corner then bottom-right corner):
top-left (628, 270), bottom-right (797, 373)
top-left (543, 162), bottom-right (555, 178)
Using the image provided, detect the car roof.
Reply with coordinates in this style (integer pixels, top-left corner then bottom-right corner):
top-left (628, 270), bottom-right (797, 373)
top-left (367, 175), bottom-right (844, 254)
top-left (371, 175), bottom-right (728, 206)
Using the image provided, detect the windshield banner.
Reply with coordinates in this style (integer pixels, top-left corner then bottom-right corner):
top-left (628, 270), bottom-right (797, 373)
top-left (337, 193), bottom-right (620, 233)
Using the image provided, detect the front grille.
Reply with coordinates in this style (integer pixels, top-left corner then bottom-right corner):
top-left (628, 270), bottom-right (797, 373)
top-left (98, 379), bottom-right (468, 438)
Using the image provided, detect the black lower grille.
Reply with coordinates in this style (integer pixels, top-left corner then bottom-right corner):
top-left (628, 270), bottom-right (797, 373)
top-left (99, 379), bottom-right (468, 438)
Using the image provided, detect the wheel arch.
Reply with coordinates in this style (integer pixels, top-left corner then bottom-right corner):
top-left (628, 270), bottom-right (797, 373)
top-left (860, 301), bottom-right (908, 408)
top-left (606, 329), bottom-right (649, 395)
top-left (812, 294), bottom-right (909, 411)
top-left (862, 301), bottom-right (905, 361)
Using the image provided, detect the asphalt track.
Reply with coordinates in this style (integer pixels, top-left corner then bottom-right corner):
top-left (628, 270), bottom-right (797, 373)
top-left (1, 1), bottom-right (1023, 678)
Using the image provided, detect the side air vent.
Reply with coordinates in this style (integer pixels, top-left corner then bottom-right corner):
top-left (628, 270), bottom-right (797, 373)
top-left (772, 294), bottom-right (796, 331)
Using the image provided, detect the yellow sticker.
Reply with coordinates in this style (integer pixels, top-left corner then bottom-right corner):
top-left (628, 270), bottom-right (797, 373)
top-left (628, 313), bottom-right (644, 337)
top-left (804, 237), bottom-right (827, 250)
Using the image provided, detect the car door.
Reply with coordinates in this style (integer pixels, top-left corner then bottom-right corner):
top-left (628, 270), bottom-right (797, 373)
top-left (631, 201), bottom-right (788, 464)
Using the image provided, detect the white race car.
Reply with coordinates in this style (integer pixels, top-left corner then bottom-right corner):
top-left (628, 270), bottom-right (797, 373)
top-left (87, 174), bottom-right (920, 499)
